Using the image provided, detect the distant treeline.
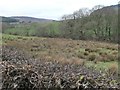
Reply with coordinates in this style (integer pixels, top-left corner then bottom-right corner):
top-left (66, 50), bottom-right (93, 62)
top-left (2, 22), bottom-right (61, 38)
top-left (1, 17), bottom-right (19, 23)
top-left (60, 5), bottom-right (118, 43)
top-left (2, 5), bottom-right (119, 43)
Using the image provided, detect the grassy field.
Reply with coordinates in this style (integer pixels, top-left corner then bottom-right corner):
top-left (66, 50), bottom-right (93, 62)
top-left (2, 34), bottom-right (118, 72)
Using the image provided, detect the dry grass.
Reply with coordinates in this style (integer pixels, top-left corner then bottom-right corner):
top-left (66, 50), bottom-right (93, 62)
top-left (2, 34), bottom-right (118, 65)
top-left (87, 53), bottom-right (97, 61)
top-left (107, 64), bottom-right (118, 75)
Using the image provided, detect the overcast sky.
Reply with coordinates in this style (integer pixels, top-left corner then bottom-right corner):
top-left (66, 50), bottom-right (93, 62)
top-left (0, 0), bottom-right (119, 20)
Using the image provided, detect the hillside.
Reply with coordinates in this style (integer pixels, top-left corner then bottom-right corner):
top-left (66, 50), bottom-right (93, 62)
top-left (0, 16), bottom-right (19, 23)
top-left (1, 16), bottom-right (54, 23)
top-left (60, 4), bottom-right (119, 42)
top-left (11, 16), bottom-right (54, 23)
top-left (91, 4), bottom-right (119, 16)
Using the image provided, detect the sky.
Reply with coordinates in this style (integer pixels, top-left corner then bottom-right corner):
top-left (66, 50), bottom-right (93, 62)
top-left (0, 0), bottom-right (119, 20)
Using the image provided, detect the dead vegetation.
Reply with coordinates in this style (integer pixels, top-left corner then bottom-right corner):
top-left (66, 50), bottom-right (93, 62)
top-left (6, 37), bottom-right (118, 63)
top-left (1, 46), bottom-right (119, 89)
top-left (1, 35), bottom-right (119, 89)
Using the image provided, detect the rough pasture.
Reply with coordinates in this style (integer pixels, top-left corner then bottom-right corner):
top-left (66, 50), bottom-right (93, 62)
top-left (1, 34), bottom-right (119, 89)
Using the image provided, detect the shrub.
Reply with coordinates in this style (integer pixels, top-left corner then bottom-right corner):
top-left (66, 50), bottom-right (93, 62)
top-left (22, 38), bottom-right (27, 40)
top-left (84, 52), bottom-right (89, 56)
top-left (17, 36), bottom-right (23, 39)
top-left (99, 52), bottom-right (108, 56)
top-left (87, 54), bottom-right (96, 61)
top-left (85, 48), bottom-right (91, 52)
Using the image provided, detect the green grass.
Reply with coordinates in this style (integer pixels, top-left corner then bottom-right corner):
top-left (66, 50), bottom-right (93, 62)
top-left (2, 34), bottom-right (47, 45)
top-left (2, 34), bottom-right (29, 44)
top-left (85, 61), bottom-right (118, 71)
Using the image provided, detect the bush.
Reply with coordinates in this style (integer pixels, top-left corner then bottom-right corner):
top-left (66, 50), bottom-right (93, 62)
top-left (84, 52), bottom-right (89, 56)
top-left (77, 53), bottom-right (85, 59)
top-left (88, 54), bottom-right (96, 61)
